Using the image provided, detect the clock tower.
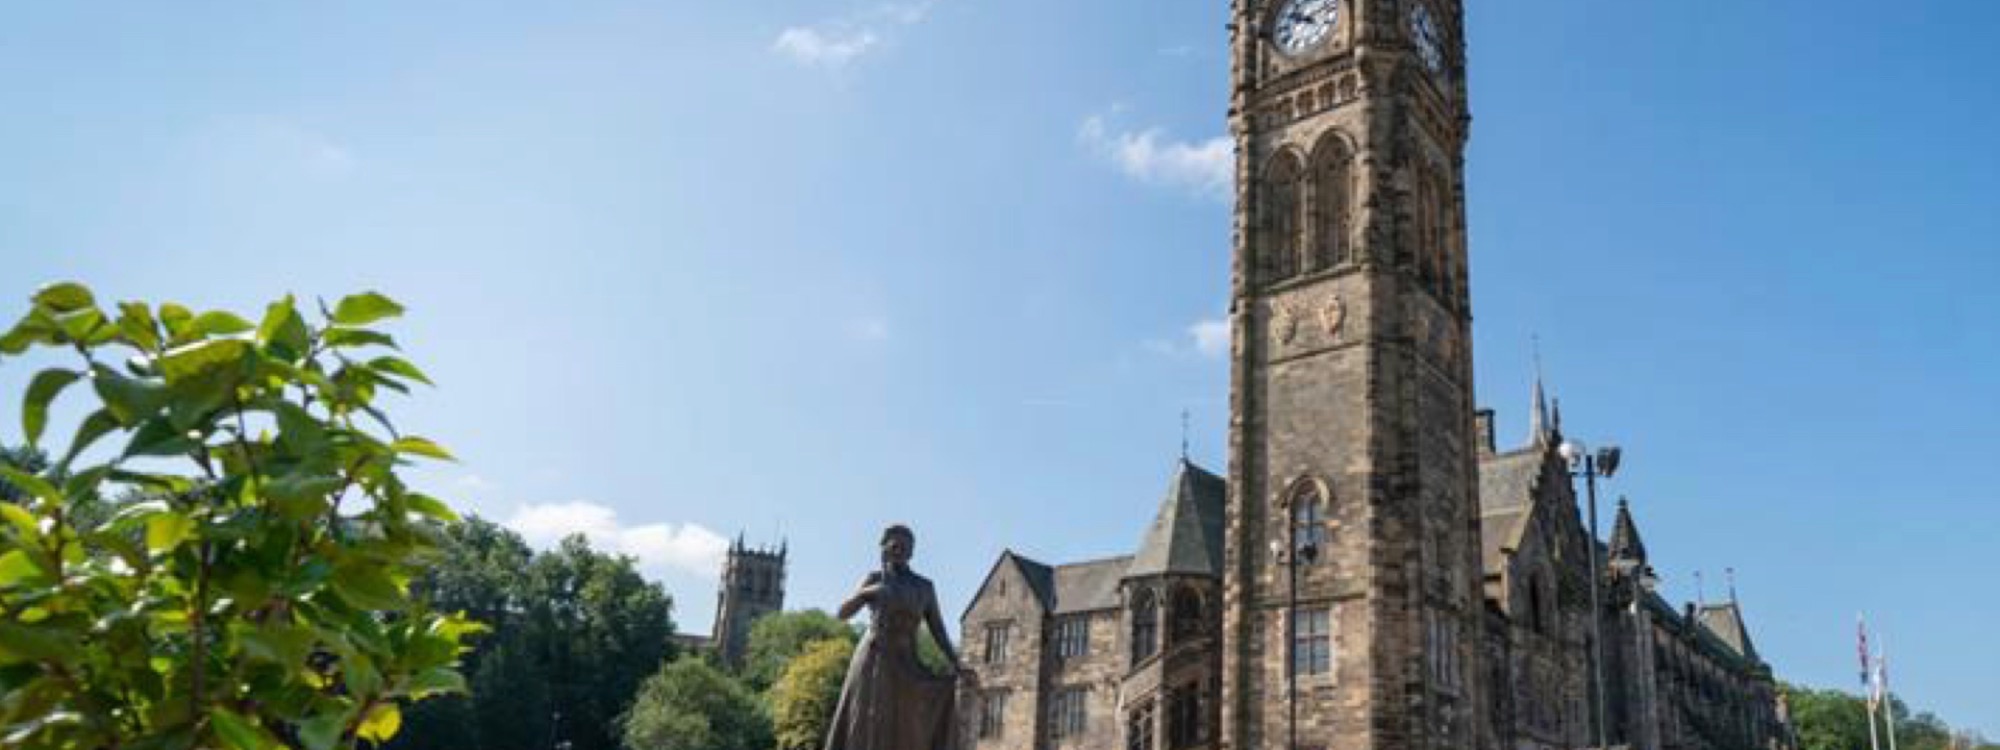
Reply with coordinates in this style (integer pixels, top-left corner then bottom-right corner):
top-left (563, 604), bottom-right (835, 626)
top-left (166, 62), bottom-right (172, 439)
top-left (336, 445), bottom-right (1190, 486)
top-left (1218, 1), bottom-right (1488, 749)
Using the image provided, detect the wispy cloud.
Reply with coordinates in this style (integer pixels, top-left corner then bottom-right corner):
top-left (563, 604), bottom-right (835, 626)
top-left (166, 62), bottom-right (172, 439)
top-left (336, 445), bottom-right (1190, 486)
top-left (505, 501), bottom-right (731, 580)
top-left (1079, 109), bottom-right (1233, 201)
top-left (774, 26), bottom-right (880, 68)
top-left (773, 1), bottom-right (937, 69)
top-left (1146, 314), bottom-right (1232, 359)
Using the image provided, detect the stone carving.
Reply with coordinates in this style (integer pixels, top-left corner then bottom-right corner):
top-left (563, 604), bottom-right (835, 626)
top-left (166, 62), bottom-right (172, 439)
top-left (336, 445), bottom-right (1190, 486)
top-left (1319, 295), bottom-right (1346, 339)
top-left (827, 525), bottom-right (961, 750)
top-left (1273, 303), bottom-right (1301, 345)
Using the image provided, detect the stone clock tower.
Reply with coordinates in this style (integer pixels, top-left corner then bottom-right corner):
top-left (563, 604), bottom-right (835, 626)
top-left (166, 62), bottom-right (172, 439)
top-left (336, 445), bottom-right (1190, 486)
top-left (1219, 0), bottom-right (1488, 749)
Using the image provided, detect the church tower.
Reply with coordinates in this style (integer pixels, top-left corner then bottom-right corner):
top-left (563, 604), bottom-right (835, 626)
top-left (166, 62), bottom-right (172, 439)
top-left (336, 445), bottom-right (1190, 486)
top-left (711, 536), bottom-right (787, 669)
top-left (1219, 1), bottom-right (1487, 749)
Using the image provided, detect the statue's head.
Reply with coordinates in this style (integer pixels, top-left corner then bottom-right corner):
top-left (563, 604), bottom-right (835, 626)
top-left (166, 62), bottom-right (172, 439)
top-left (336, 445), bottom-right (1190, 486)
top-left (880, 524), bottom-right (915, 568)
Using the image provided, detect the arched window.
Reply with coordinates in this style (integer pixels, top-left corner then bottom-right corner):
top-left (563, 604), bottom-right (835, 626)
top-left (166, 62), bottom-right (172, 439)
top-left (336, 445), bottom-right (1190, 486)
top-left (1260, 152), bottom-right (1305, 285)
top-left (1412, 168), bottom-right (1440, 286)
top-left (1289, 482), bottom-right (1326, 558)
top-left (1429, 171), bottom-right (1456, 302)
top-left (1131, 589), bottom-right (1159, 664)
top-left (1527, 577), bottom-right (1546, 633)
top-left (1308, 134), bottom-right (1355, 270)
top-left (1170, 586), bottom-right (1205, 642)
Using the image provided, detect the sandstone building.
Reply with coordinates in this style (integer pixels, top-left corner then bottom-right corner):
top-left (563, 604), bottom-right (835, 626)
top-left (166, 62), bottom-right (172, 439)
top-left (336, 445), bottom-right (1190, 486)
top-left (709, 536), bottom-right (786, 669)
top-left (955, 2), bottom-right (1791, 750)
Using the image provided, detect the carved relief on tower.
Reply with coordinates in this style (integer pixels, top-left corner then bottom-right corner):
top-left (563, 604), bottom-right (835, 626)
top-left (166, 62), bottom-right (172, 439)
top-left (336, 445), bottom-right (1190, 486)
top-left (1252, 71), bottom-right (1363, 132)
top-left (1261, 284), bottom-right (1359, 359)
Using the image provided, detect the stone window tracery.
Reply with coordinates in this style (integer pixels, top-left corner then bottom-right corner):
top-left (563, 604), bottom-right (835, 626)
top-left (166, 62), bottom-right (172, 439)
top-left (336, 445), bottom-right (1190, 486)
top-left (1131, 589), bottom-right (1160, 664)
top-left (1259, 151), bottom-right (1307, 286)
top-left (1308, 134), bottom-right (1355, 270)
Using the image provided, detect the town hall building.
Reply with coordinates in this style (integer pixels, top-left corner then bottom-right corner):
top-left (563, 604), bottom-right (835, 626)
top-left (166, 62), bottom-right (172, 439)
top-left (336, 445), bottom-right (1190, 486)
top-left (955, 2), bottom-right (1793, 750)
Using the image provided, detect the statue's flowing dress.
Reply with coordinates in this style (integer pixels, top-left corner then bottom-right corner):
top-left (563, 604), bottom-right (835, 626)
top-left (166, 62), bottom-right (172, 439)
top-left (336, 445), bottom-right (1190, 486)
top-left (825, 570), bottom-right (956, 750)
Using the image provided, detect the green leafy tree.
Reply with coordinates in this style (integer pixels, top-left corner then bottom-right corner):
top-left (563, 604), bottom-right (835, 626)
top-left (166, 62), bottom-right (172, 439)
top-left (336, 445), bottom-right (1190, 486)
top-left (742, 609), bottom-right (857, 690)
top-left (621, 657), bottom-right (771, 750)
top-left (769, 637), bottom-right (854, 750)
top-left (0, 282), bottom-right (478, 750)
top-left (391, 521), bottom-right (676, 750)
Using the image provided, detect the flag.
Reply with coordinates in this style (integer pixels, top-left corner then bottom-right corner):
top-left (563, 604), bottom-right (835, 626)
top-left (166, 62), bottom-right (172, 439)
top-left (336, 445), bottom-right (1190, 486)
top-left (1858, 615), bottom-right (1873, 693)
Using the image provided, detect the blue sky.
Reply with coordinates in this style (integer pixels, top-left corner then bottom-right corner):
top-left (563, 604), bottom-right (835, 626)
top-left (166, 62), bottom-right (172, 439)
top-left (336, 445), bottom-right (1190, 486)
top-left (2, 0), bottom-right (1996, 734)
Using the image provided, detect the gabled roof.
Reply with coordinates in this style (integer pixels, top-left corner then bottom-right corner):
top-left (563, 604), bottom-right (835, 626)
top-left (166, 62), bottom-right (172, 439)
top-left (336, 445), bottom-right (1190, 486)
top-left (1608, 497), bottom-right (1648, 564)
top-left (1477, 448), bottom-right (1546, 575)
top-left (1051, 556), bottom-right (1134, 614)
top-left (1697, 601), bottom-right (1760, 661)
top-left (1125, 460), bottom-right (1228, 579)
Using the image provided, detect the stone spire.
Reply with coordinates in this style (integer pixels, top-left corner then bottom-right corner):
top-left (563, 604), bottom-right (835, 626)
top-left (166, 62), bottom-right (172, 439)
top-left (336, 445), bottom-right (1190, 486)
top-left (1608, 496), bottom-right (1648, 566)
top-left (1528, 373), bottom-right (1552, 446)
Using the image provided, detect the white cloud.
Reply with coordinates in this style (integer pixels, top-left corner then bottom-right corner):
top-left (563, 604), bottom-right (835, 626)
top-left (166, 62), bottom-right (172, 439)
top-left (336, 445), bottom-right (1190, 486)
top-left (504, 501), bottom-right (731, 580)
top-left (1189, 316), bottom-right (1231, 358)
top-left (773, 26), bottom-right (880, 68)
top-left (1146, 314), bottom-right (1232, 359)
top-left (773, 1), bottom-right (936, 69)
top-left (1079, 112), bottom-right (1233, 201)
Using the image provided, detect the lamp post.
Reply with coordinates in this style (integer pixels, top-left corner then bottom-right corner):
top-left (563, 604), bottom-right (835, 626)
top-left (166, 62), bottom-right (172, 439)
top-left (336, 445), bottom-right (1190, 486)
top-left (1271, 510), bottom-right (1320, 750)
top-left (1561, 440), bottom-right (1621, 750)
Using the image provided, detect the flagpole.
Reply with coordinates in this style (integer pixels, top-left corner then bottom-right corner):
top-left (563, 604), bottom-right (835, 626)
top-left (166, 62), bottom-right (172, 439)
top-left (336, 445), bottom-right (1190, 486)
top-left (1861, 615), bottom-right (1882, 750)
top-left (1881, 634), bottom-right (1900, 750)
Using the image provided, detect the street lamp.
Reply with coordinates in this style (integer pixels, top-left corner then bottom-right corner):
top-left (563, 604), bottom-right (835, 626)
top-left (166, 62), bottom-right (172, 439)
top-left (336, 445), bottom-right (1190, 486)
top-left (1562, 440), bottom-right (1622, 750)
top-left (1270, 509), bottom-right (1320, 750)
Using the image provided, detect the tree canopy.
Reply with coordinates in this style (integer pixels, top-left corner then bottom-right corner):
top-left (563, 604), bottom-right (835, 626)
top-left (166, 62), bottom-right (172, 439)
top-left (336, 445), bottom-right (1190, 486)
top-left (769, 637), bottom-right (854, 750)
top-left (742, 609), bottom-right (858, 691)
top-left (621, 657), bottom-right (771, 750)
top-left (389, 518), bottom-right (677, 750)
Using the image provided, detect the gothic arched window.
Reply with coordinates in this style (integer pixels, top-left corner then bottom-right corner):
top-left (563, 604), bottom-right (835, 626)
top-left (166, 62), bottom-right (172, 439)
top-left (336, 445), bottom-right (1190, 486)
top-left (1308, 134), bottom-right (1355, 270)
top-left (1429, 171), bottom-right (1456, 302)
top-left (1131, 589), bottom-right (1160, 664)
top-left (1170, 586), bottom-right (1204, 642)
top-left (1412, 168), bottom-right (1440, 286)
top-left (1259, 151), bottom-right (1306, 285)
top-left (1288, 482), bottom-right (1327, 559)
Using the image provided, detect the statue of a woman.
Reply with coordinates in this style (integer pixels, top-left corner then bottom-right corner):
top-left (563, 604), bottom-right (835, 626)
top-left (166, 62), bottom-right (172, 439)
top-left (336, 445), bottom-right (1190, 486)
top-left (825, 524), bottom-right (962, 750)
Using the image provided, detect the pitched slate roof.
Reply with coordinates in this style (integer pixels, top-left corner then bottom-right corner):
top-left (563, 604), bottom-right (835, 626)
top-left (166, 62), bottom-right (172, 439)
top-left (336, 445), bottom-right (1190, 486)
top-left (1477, 448), bottom-right (1545, 574)
top-left (1051, 556), bottom-right (1135, 614)
top-left (1697, 601), bottom-right (1760, 661)
top-left (1125, 460), bottom-right (1228, 579)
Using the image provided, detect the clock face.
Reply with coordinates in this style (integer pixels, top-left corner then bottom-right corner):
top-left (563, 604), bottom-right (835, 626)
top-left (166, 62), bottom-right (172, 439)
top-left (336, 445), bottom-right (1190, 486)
top-left (1272, 0), bottom-right (1339, 57)
top-left (1410, 3), bottom-right (1446, 74)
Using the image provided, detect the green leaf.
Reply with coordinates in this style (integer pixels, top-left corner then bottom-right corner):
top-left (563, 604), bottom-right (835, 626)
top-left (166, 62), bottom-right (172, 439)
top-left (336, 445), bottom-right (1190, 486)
top-left (207, 708), bottom-right (279, 750)
top-left (191, 310), bottom-right (255, 337)
top-left (157, 338), bottom-right (250, 385)
top-left (403, 666), bottom-right (467, 698)
top-left (332, 562), bottom-right (406, 611)
top-left (0, 621), bottom-right (80, 663)
top-left (367, 356), bottom-right (433, 387)
top-left (272, 401), bottom-right (326, 453)
top-left (257, 296), bottom-right (311, 358)
top-left (123, 417), bottom-right (198, 459)
top-left (0, 468), bottom-right (59, 505)
top-left (355, 702), bottom-right (402, 744)
top-left (405, 493), bottom-right (459, 522)
top-left (0, 504), bottom-right (40, 538)
top-left (159, 303), bottom-right (195, 344)
top-left (332, 292), bottom-right (405, 327)
top-left (388, 436), bottom-right (454, 462)
top-left (54, 409), bottom-right (120, 471)
top-left (55, 307), bottom-right (109, 343)
top-left (91, 367), bottom-right (170, 426)
top-left (298, 709), bottom-right (351, 750)
top-left (322, 328), bottom-right (398, 349)
top-left (144, 513), bottom-right (195, 554)
top-left (0, 550), bottom-right (51, 587)
top-left (21, 368), bottom-right (81, 448)
top-left (116, 302), bottom-right (161, 351)
top-left (237, 623), bottom-right (315, 667)
top-left (31, 282), bottom-right (94, 313)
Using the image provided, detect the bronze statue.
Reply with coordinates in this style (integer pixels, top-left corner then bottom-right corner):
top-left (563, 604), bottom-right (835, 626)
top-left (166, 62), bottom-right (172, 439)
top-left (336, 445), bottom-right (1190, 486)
top-left (825, 524), bottom-right (962, 750)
